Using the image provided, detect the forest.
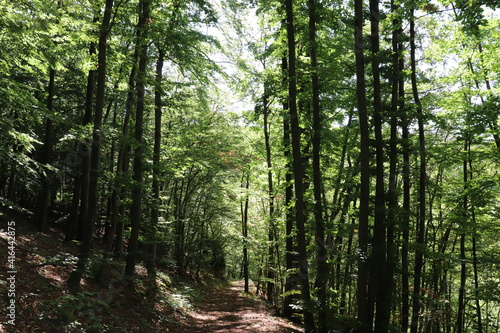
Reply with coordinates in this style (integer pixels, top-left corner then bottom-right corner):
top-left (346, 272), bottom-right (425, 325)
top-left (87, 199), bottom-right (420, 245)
top-left (0, 0), bottom-right (499, 332)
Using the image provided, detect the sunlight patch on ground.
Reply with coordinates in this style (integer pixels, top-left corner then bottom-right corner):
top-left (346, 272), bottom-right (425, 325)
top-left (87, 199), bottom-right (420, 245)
top-left (37, 266), bottom-right (67, 284)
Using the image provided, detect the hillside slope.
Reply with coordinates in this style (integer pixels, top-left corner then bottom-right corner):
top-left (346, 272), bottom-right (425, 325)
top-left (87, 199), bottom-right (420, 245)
top-left (0, 207), bottom-right (302, 333)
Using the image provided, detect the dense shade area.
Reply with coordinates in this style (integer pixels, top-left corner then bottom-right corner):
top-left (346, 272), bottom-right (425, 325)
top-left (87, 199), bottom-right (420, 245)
top-left (0, 209), bottom-right (301, 332)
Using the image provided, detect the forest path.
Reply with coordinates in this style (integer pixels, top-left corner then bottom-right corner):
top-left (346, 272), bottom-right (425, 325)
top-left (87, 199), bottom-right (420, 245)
top-left (174, 281), bottom-right (303, 333)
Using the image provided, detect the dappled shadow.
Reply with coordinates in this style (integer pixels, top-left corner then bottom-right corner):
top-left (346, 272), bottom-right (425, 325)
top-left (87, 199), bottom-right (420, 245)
top-left (178, 281), bottom-right (304, 333)
top-left (0, 209), bottom-right (302, 333)
top-left (0, 209), bottom-right (180, 333)
top-left (0, 212), bottom-right (79, 332)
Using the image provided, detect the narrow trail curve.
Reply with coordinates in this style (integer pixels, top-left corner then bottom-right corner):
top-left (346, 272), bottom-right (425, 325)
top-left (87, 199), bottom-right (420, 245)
top-left (174, 281), bottom-right (303, 333)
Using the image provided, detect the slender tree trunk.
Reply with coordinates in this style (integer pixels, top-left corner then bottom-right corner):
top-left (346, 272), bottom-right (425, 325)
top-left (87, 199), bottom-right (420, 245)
top-left (399, 28), bottom-right (410, 333)
top-left (410, 8), bottom-right (427, 333)
top-left (66, 162), bottom-right (83, 241)
top-left (330, 113), bottom-right (356, 315)
top-left (124, 0), bottom-right (151, 283)
top-left (146, 48), bottom-right (164, 276)
top-left (7, 168), bottom-right (16, 201)
top-left (281, 16), bottom-right (300, 322)
top-left (429, 169), bottom-right (448, 333)
top-left (0, 163), bottom-right (6, 198)
top-left (471, 207), bottom-right (483, 332)
top-left (308, 0), bottom-right (327, 329)
top-left (66, 34), bottom-right (97, 241)
top-left (282, 73), bottom-right (299, 320)
top-left (369, 0), bottom-right (390, 329)
top-left (339, 194), bottom-right (356, 315)
top-left (36, 69), bottom-right (56, 232)
top-left (241, 172), bottom-right (250, 294)
top-left (108, 46), bottom-right (137, 257)
top-left (456, 137), bottom-right (469, 333)
top-left (354, 0), bottom-right (372, 328)
top-left (5, 133), bottom-right (20, 199)
top-left (380, 2), bottom-right (400, 329)
top-left (67, 0), bottom-right (114, 292)
top-left (262, 87), bottom-right (275, 303)
top-left (108, 120), bottom-right (132, 258)
top-left (36, 1), bottom-right (64, 232)
top-left (174, 182), bottom-right (185, 274)
top-left (464, 142), bottom-right (483, 332)
top-left (284, 0), bottom-right (314, 330)
top-left (330, 109), bottom-right (354, 220)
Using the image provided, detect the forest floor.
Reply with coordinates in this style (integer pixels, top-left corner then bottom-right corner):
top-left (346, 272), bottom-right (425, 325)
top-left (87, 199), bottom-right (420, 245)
top-left (173, 280), bottom-right (303, 333)
top-left (0, 205), bottom-right (303, 333)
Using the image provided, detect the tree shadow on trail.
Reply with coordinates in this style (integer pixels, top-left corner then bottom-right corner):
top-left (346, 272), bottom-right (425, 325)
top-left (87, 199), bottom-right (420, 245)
top-left (181, 281), bottom-right (304, 333)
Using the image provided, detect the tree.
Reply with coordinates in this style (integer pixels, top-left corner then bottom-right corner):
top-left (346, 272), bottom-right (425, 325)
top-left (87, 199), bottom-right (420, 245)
top-left (308, 0), bottom-right (328, 330)
top-left (284, 0), bottom-right (315, 330)
top-left (354, 0), bottom-right (372, 328)
top-left (241, 170), bottom-right (251, 293)
top-left (68, 0), bottom-right (115, 292)
top-left (146, 46), bottom-right (164, 276)
top-left (124, 0), bottom-right (151, 284)
top-left (409, 6), bottom-right (428, 332)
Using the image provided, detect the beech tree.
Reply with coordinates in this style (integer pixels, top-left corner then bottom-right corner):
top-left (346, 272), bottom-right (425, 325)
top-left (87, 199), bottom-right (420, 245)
top-left (67, 0), bottom-right (115, 292)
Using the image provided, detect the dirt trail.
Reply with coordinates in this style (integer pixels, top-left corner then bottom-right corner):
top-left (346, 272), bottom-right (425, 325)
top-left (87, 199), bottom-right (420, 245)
top-left (174, 281), bottom-right (303, 333)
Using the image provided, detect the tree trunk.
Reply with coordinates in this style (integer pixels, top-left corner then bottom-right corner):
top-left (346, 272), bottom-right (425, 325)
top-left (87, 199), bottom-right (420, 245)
top-left (369, 0), bottom-right (389, 329)
top-left (67, 0), bottom-right (114, 292)
top-left (6, 151), bottom-right (17, 200)
top-left (410, 8), bottom-right (427, 333)
top-left (468, 141), bottom-right (483, 332)
top-left (66, 34), bottom-right (97, 242)
top-left (471, 209), bottom-right (483, 333)
top-left (354, 0), bottom-right (372, 328)
top-left (262, 87), bottom-right (275, 304)
top-left (241, 172), bottom-right (250, 294)
top-left (282, 69), bottom-right (299, 320)
top-left (284, 0), bottom-right (314, 330)
top-left (36, 69), bottom-right (56, 232)
top-left (146, 47), bottom-right (164, 276)
top-left (124, 0), bottom-right (151, 283)
top-left (108, 46), bottom-right (137, 258)
top-left (380, 2), bottom-right (400, 329)
top-left (400, 21), bottom-right (410, 333)
top-left (456, 138), bottom-right (469, 333)
top-left (308, 0), bottom-right (327, 330)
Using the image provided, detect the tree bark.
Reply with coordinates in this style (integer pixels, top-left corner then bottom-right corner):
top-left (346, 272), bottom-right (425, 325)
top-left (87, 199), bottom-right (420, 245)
top-left (241, 172), bottom-right (250, 294)
top-left (399, 21), bottom-right (410, 333)
top-left (66, 32), bottom-right (97, 242)
top-left (354, 0), bottom-right (372, 328)
top-left (456, 137), bottom-right (469, 333)
top-left (146, 47), bottom-right (164, 276)
top-left (108, 46), bottom-right (137, 258)
top-left (282, 64), bottom-right (298, 320)
top-left (124, 0), bottom-right (151, 283)
top-left (308, 0), bottom-right (328, 330)
top-left (369, 0), bottom-right (389, 329)
top-left (67, 0), bottom-right (114, 292)
top-left (262, 83), bottom-right (275, 303)
top-left (410, 8), bottom-right (427, 333)
top-left (379, 2), bottom-right (400, 329)
top-left (36, 69), bottom-right (56, 232)
top-left (471, 209), bottom-right (483, 333)
top-left (284, 0), bottom-right (314, 330)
